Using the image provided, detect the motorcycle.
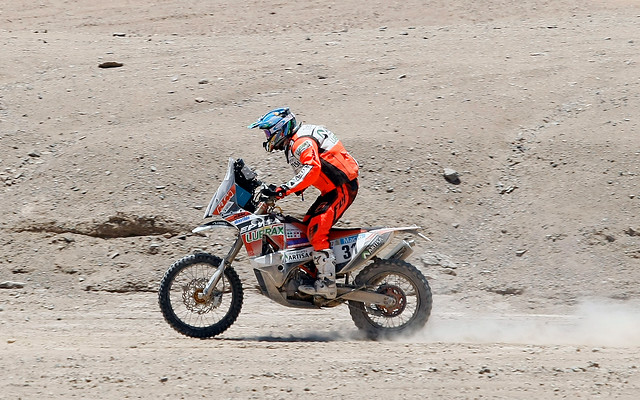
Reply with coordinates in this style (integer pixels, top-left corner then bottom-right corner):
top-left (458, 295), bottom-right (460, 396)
top-left (158, 158), bottom-right (432, 339)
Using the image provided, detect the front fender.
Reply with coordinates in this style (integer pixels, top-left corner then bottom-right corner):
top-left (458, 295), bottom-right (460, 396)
top-left (192, 219), bottom-right (236, 233)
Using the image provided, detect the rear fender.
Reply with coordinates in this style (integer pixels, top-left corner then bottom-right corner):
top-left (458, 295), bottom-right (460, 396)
top-left (339, 226), bottom-right (421, 274)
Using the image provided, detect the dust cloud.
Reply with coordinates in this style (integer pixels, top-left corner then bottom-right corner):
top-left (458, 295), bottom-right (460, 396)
top-left (409, 299), bottom-right (640, 347)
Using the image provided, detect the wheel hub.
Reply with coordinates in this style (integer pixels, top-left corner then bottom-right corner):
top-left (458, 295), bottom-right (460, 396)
top-left (182, 279), bottom-right (221, 314)
top-left (377, 284), bottom-right (407, 317)
top-left (192, 288), bottom-right (207, 304)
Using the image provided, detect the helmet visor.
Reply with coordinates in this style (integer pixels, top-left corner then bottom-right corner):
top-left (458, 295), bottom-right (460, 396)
top-left (263, 129), bottom-right (273, 139)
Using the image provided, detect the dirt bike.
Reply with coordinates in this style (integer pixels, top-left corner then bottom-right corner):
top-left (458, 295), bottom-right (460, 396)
top-left (158, 158), bottom-right (432, 339)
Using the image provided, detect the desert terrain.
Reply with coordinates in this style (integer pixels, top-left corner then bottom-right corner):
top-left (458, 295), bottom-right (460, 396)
top-left (1, 0), bottom-right (640, 398)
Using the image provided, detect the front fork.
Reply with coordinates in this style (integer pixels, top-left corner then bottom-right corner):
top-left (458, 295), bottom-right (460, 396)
top-left (197, 236), bottom-right (243, 301)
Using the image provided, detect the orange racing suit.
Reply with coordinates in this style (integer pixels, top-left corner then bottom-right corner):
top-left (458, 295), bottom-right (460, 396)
top-left (279, 125), bottom-right (359, 250)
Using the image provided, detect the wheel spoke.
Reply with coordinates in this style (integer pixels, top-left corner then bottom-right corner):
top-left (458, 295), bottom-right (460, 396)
top-left (349, 259), bottom-right (432, 339)
top-left (159, 253), bottom-right (244, 338)
top-left (168, 262), bottom-right (232, 328)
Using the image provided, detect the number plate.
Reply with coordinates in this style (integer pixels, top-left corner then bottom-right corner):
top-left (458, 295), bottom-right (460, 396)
top-left (331, 234), bottom-right (361, 264)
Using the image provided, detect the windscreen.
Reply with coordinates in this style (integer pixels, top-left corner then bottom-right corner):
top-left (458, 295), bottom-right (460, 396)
top-left (203, 158), bottom-right (236, 218)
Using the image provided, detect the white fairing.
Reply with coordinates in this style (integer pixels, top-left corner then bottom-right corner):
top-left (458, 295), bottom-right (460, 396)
top-left (333, 226), bottom-right (421, 273)
top-left (204, 158), bottom-right (235, 218)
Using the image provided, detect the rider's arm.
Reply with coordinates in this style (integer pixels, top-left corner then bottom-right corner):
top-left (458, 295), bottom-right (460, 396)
top-left (280, 137), bottom-right (321, 196)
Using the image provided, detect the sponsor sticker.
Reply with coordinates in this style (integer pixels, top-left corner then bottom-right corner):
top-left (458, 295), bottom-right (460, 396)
top-left (227, 212), bottom-right (251, 222)
top-left (240, 216), bottom-right (278, 233)
top-left (282, 249), bottom-right (313, 263)
top-left (214, 186), bottom-right (236, 215)
top-left (362, 235), bottom-right (384, 259)
top-left (243, 224), bottom-right (285, 243)
top-left (294, 140), bottom-right (312, 157)
top-left (231, 215), bottom-right (251, 225)
top-left (339, 235), bottom-right (358, 245)
top-left (286, 227), bottom-right (304, 239)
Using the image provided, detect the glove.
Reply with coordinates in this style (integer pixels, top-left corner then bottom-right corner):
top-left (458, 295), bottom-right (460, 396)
top-left (261, 184), bottom-right (286, 199)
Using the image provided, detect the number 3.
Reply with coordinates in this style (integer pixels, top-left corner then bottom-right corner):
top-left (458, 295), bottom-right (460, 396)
top-left (342, 243), bottom-right (357, 260)
top-left (342, 244), bottom-right (351, 259)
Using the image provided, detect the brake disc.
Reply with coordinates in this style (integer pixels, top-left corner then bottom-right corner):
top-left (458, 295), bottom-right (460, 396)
top-left (376, 284), bottom-right (407, 317)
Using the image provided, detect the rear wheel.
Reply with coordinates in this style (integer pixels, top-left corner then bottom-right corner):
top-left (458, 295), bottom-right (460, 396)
top-left (158, 253), bottom-right (243, 338)
top-left (348, 258), bottom-right (432, 340)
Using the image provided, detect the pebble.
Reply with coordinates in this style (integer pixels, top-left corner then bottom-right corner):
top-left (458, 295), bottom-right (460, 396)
top-left (148, 243), bottom-right (161, 254)
top-left (98, 61), bottom-right (124, 68)
top-left (0, 281), bottom-right (25, 289)
top-left (443, 168), bottom-right (460, 184)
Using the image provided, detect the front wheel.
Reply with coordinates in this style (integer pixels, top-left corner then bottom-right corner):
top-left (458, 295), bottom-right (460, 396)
top-left (348, 258), bottom-right (432, 340)
top-left (158, 253), bottom-right (243, 338)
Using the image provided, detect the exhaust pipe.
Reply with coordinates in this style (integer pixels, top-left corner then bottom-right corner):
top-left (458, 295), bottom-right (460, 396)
top-left (383, 239), bottom-right (415, 260)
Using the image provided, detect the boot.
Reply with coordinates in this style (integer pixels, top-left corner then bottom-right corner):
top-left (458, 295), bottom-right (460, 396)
top-left (298, 249), bottom-right (337, 299)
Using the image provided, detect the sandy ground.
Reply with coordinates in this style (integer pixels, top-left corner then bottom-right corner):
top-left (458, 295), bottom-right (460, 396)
top-left (2, 290), bottom-right (640, 399)
top-left (2, 1), bottom-right (640, 398)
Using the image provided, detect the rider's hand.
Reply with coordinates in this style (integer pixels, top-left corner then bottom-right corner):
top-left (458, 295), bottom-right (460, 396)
top-left (261, 184), bottom-right (286, 199)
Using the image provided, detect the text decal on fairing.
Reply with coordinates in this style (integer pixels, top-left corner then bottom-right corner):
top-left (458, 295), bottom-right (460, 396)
top-left (240, 215), bottom-right (279, 234)
top-left (339, 235), bottom-right (358, 245)
top-left (283, 249), bottom-right (313, 263)
top-left (243, 224), bottom-right (285, 243)
top-left (362, 235), bottom-right (384, 259)
top-left (215, 186), bottom-right (236, 215)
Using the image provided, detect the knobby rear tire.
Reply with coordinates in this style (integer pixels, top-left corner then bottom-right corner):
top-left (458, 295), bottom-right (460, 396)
top-left (158, 253), bottom-right (243, 338)
top-left (348, 258), bottom-right (432, 340)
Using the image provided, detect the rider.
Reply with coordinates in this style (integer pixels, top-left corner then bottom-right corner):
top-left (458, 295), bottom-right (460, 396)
top-left (248, 107), bottom-right (359, 299)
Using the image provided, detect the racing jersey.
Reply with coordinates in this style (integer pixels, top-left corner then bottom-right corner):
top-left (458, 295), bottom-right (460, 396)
top-left (281, 125), bottom-right (359, 196)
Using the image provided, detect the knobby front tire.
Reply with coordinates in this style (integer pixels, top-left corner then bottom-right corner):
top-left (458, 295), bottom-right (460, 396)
top-left (158, 253), bottom-right (243, 338)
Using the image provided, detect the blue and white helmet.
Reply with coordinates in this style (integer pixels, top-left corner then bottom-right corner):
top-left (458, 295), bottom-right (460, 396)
top-left (248, 107), bottom-right (299, 152)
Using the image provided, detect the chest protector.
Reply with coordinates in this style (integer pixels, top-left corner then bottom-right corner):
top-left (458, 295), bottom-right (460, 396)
top-left (283, 125), bottom-right (359, 194)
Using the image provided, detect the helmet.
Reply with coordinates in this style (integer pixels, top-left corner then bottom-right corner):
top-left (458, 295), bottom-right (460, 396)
top-left (248, 107), bottom-right (299, 152)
